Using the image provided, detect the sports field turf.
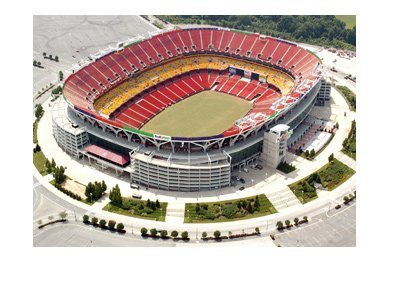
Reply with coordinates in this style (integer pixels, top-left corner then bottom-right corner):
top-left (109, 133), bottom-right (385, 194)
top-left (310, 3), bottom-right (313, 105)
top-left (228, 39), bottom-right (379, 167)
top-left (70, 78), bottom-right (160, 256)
top-left (141, 90), bottom-right (252, 137)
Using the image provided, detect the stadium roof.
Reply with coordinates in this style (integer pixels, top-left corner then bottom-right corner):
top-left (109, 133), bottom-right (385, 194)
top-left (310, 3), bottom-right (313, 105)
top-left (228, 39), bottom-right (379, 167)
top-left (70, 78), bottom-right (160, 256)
top-left (84, 144), bottom-right (130, 166)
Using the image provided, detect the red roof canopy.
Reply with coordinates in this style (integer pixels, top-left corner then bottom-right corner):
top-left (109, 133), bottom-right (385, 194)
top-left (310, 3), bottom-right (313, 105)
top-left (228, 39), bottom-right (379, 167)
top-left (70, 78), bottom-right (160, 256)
top-left (84, 145), bottom-right (130, 166)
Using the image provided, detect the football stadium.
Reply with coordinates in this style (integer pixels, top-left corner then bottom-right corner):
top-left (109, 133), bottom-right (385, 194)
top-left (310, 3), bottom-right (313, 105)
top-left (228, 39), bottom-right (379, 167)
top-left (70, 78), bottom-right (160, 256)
top-left (55, 26), bottom-right (325, 192)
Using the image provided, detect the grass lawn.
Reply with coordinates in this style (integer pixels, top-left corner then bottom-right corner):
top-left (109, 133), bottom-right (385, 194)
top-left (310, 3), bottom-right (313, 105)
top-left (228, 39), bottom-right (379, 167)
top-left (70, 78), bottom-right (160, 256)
top-left (318, 159), bottom-right (355, 190)
top-left (289, 158), bottom-right (356, 203)
top-left (184, 194), bottom-right (277, 223)
top-left (33, 120), bottom-right (38, 144)
top-left (103, 198), bottom-right (167, 221)
top-left (335, 85), bottom-right (356, 111)
top-left (33, 151), bottom-right (48, 175)
top-left (335, 15), bottom-right (356, 29)
top-left (342, 120), bottom-right (356, 160)
top-left (141, 90), bottom-right (252, 137)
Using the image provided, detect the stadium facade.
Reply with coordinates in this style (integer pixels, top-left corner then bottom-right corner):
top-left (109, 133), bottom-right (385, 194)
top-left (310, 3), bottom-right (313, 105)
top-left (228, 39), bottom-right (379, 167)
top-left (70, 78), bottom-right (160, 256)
top-left (53, 26), bottom-right (324, 192)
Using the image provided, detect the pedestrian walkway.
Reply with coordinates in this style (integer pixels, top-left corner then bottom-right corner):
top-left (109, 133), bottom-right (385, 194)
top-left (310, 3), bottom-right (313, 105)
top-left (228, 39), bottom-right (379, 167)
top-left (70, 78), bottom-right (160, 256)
top-left (91, 196), bottom-right (111, 211)
top-left (336, 152), bottom-right (356, 170)
top-left (265, 187), bottom-right (302, 211)
top-left (165, 201), bottom-right (186, 224)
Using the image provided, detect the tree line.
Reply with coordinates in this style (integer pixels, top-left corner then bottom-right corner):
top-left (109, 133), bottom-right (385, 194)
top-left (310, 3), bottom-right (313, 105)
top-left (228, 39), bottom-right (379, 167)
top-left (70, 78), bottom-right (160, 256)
top-left (158, 15), bottom-right (356, 50)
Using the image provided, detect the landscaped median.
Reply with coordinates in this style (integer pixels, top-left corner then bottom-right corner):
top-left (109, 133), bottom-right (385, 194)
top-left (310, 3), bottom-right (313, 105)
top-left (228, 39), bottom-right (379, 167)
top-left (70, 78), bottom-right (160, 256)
top-left (103, 198), bottom-right (167, 221)
top-left (184, 194), bottom-right (277, 223)
top-left (289, 156), bottom-right (356, 204)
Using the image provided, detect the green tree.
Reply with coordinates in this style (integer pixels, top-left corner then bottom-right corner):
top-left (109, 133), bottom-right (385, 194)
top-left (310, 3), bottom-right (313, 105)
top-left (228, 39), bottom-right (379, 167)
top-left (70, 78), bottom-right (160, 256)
top-left (48, 215), bottom-right (54, 221)
top-left (82, 215), bottom-right (89, 223)
top-left (37, 61), bottom-right (41, 66)
top-left (108, 220), bottom-right (116, 230)
top-left (276, 221), bottom-right (284, 229)
top-left (195, 203), bottom-right (200, 213)
top-left (51, 158), bottom-right (56, 170)
top-left (214, 230), bottom-right (221, 239)
top-left (328, 153), bottom-right (334, 162)
top-left (99, 219), bottom-right (107, 228)
top-left (160, 230), bottom-right (168, 238)
top-left (254, 195), bottom-right (260, 209)
top-left (35, 104), bottom-right (43, 119)
top-left (43, 52), bottom-right (46, 58)
top-left (117, 223), bottom-right (125, 232)
top-left (343, 196), bottom-right (350, 204)
top-left (255, 227), bottom-right (260, 234)
top-left (45, 159), bottom-right (52, 174)
top-left (33, 60), bottom-right (37, 66)
top-left (155, 199), bottom-right (160, 208)
top-left (55, 55), bottom-right (59, 62)
top-left (201, 232), bottom-right (207, 239)
top-left (303, 216), bottom-right (308, 222)
top-left (91, 217), bottom-right (98, 225)
top-left (109, 184), bottom-right (122, 205)
top-left (171, 230), bottom-right (179, 238)
top-left (310, 149), bottom-right (315, 157)
top-left (150, 228), bottom-right (158, 236)
top-left (294, 217), bottom-right (299, 225)
top-left (85, 182), bottom-right (94, 201)
top-left (181, 231), bottom-right (189, 239)
top-left (53, 166), bottom-right (66, 184)
top-left (285, 220), bottom-right (291, 227)
top-left (141, 227), bottom-right (148, 235)
top-left (59, 211), bottom-right (68, 220)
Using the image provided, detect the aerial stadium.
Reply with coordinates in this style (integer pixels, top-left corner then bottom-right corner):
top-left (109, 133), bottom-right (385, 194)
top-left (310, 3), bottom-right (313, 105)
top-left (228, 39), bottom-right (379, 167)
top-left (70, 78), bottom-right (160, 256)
top-left (54, 26), bottom-right (325, 192)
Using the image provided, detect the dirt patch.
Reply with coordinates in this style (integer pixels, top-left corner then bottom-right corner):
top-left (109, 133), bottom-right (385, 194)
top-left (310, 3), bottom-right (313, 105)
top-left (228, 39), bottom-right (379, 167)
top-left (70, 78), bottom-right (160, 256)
top-left (62, 179), bottom-right (86, 197)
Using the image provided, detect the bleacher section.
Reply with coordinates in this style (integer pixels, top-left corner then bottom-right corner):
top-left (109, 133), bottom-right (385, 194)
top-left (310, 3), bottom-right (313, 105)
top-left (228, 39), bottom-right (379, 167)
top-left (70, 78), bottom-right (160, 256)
top-left (63, 28), bottom-right (321, 135)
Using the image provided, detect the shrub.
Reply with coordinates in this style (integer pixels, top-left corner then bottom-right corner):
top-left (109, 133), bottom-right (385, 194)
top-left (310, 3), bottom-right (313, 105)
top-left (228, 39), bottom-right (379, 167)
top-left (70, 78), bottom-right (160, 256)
top-left (181, 231), bottom-right (189, 239)
top-left (294, 217), bottom-right (299, 225)
top-left (276, 221), bottom-right (284, 229)
top-left (160, 230), bottom-right (168, 238)
top-left (117, 223), bottom-right (125, 232)
top-left (91, 217), bottom-right (98, 225)
top-left (99, 219), bottom-right (107, 228)
top-left (255, 227), bottom-right (260, 234)
top-left (150, 228), bottom-right (158, 236)
top-left (59, 211), bottom-right (68, 220)
top-left (171, 230), bottom-right (179, 238)
top-left (202, 232), bottom-right (207, 239)
top-left (214, 230), bottom-right (221, 239)
top-left (141, 227), bottom-right (148, 235)
top-left (108, 220), bottom-right (116, 230)
top-left (83, 215), bottom-right (89, 223)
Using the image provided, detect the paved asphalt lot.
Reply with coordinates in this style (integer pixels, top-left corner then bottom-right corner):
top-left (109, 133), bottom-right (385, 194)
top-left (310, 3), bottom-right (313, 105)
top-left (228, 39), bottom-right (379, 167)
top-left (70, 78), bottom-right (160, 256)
top-left (273, 202), bottom-right (356, 247)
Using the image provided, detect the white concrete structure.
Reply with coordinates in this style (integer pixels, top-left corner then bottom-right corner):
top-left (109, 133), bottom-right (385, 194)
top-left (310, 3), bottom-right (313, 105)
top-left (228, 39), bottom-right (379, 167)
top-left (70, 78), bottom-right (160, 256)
top-left (261, 124), bottom-right (290, 168)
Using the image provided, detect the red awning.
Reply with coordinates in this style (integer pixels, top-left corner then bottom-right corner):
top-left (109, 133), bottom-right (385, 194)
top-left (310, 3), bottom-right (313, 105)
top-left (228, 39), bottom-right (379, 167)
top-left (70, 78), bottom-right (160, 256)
top-left (84, 145), bottom-right (130, 166)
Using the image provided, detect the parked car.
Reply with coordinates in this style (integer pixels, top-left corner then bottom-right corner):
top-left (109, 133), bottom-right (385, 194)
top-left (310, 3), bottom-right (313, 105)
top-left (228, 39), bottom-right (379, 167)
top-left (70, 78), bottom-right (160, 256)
top-left (243, 168), bottom-right (249, 173)
top-left (255, 165), bottom-right (263, 170)
top-left (130, 183), bottom-right (139, 189)
top-left (239, 186), bottom-right (245, 191)
top-left (240, 178), bottom-right (246, 184)
top-left (132, 193), bottom-right (142, 199)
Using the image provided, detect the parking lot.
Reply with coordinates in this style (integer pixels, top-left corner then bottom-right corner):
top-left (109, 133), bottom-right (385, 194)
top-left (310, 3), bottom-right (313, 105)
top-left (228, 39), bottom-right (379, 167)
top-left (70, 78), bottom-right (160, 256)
top-left (273, 203), bottom-right (356, 247)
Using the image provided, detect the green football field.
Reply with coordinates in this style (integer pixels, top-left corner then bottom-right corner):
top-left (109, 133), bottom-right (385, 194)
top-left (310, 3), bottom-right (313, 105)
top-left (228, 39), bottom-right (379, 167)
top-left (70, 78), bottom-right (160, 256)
top-left (140, 90), bottom-right (252, 137)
